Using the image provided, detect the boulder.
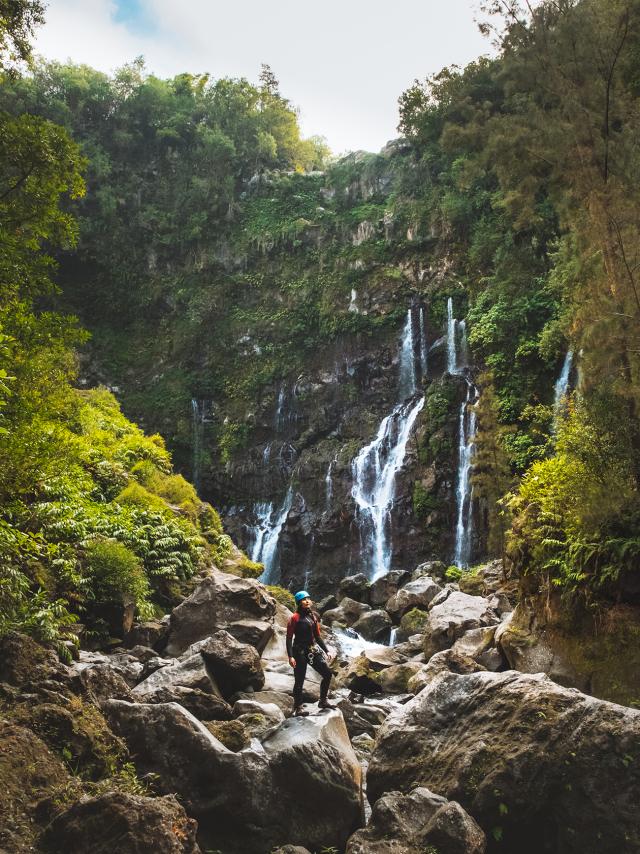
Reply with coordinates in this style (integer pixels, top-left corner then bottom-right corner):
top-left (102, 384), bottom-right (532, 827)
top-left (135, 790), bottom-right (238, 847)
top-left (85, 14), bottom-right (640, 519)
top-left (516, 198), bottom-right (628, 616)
top-left (74, 662), bottom-right (134, 704)
top-left (315, 594), bottom-right (338, 614)
top-left (352, 609), bottom-right (392, 643)
top-left (385, 577), bottom-right (442, 621)
top-left (322, 597), bottom-right (371, 628)
top-left (132, 653), bottom-right (219, 699)
top-left (346, 787), bottom-right (485, 854)
top-left (336, 697), bottom-right (379, 738)
top-left (495, 606), bottom-right (589, 691)
top-left (396, 607), bottom-right (430, 643)
top-left (233, 699), bottom-right (285, 728)
top-left (234, 689), bottom-right (294, 717)
top-left (0, 722), bottom-right (71, 852)
top-left (192, 630), bottom-right (265, 698)
top-left (370, 570), bottom-right (411, 607)
top-left (377, 662), bottom-right (424, 694)
top-left (368, 670), bottom-right (640, 854)
top-left (407, 649), bottom-right (486, 695)
top-left (225, 619), bottom-right (274, 654)
top-left (166, 570), bottom-right (277, 657)
top-left (124, 620), bottom-right (169, 651)
top-left (338, 573), bottom-right (371, 604)
top-left (424, 592), bottom-right (499, 658)
top-left (334, 648), bottom-right (406, 696)
top-left (450, 626), bottom-right (497, 661)
top-left (40, 792), bottom-right (200, 854)
top-left (412, 560), bottom-right (447, 582)
top-left (104, 700), bottom-right (362, 854)
top-left (0, 631), bottom-right (71, 689)
top-left (140, 685), bottom-right (233, 720)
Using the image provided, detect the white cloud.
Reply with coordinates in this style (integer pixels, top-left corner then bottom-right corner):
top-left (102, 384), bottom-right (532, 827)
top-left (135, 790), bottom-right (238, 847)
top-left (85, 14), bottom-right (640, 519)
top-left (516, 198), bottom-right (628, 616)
top-left (34, 0), bottom-right (492, 153)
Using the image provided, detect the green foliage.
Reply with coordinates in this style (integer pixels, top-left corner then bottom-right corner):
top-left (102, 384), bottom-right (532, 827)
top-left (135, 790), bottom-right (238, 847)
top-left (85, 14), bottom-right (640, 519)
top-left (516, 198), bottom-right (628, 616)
top-left (84, 538), bottom-right (149, 606)
top-left (508, 393), bottom-right (640, 598)
top-left (265, 584), bottom-right (295, 611)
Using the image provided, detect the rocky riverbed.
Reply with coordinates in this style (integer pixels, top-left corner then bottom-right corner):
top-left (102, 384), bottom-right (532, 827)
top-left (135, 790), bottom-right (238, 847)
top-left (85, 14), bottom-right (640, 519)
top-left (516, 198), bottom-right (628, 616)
top-left (2, 560), bottom-right (640, 853)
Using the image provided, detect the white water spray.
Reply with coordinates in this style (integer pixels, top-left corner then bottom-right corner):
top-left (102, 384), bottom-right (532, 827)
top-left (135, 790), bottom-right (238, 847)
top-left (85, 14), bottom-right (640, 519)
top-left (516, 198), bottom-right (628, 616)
top-left (251, 488), bottom-right (294, 584)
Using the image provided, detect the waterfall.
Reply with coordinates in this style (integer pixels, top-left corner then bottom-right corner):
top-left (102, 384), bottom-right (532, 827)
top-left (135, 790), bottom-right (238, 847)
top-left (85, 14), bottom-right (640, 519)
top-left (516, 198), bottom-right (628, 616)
top-left (453, 382), bottom-right (478, 568)
top-left (250, 502), bottom-right (274, 563)
top-left (398, 309), bottom-right (417, 399)
top-left (325, 455), bottom-right (337, 512)
top-left (256, 487), bottom-right (294, 584)
top-left (351, 304), bottom-right (427, 580)
top-left (275, 384), bottom-right (286, 432)
top-left (191, 399), bottom-right (205, 492)
top-left (419, 305), bottom-right (428, 377)
top-left (554, 350), bottom-right (574, 414)
top-left (447, 297), bottom-right (457, 374)
top-left (388, 627), bottom-right (398, 647)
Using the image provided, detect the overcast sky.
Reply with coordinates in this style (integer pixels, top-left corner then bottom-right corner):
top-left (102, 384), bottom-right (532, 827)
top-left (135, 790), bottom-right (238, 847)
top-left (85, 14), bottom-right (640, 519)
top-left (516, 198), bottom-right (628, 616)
top-left (34, 0), bottom-right (493, 154)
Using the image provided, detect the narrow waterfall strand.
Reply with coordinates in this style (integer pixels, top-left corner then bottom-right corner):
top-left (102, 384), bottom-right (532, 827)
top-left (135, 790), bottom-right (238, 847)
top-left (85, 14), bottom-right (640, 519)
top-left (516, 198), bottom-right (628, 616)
top-left (447, 297), bottom-right (457, 374)
top-left (454, 384), bottom-right (477, 568)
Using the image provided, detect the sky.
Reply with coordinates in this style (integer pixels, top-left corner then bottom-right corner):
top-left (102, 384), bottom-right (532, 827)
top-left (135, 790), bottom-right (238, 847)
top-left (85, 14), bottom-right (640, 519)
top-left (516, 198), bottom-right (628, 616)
top-left (34, 0), bottom-right (493, 155)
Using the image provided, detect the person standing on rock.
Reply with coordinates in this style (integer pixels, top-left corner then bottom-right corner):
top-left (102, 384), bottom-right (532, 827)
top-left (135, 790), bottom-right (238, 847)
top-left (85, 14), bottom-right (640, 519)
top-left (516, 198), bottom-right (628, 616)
top-left (287, 590), bottom-right (335, 716)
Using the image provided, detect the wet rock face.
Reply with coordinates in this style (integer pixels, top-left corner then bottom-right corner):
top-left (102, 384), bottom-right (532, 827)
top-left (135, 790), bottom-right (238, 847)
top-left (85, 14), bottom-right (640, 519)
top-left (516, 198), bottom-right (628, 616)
top-left (367, 670), bottom-right (640, 854)
top-left (41, 792), bottom-right (201, 854)
top-left (214, 322), bottom-right (466, 596)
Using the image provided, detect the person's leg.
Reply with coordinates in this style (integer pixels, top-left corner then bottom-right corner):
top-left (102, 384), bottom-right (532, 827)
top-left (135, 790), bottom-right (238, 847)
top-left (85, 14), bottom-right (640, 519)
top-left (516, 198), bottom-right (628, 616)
top-left (293, 650), bottom-right (308, 713)
top-left (311, 652), bottom-right (334, 708)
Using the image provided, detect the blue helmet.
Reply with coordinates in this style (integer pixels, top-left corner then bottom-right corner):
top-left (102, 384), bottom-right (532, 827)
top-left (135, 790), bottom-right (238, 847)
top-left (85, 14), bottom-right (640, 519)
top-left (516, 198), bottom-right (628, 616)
top-left (294, 590), bottom-right (310, 604)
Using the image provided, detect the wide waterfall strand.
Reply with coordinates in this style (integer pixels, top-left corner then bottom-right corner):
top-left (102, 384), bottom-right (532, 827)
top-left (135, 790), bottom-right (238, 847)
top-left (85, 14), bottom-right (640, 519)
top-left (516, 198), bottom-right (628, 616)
top-left (255, 487), bottom-right (293, 584)
top-left (351, 305), bottom-right (426, 580)
top-left (454, 382), bottom-right (478, 568)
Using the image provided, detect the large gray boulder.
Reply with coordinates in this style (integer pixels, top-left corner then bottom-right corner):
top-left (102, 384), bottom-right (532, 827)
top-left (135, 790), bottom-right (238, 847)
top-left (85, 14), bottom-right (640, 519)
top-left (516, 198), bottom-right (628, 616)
top-left (138, 685), bottom-right (233, 720)
top-left (188, 630), bottom-right (265, 698)
top-left (104, 700), bottom-right (362, 854)
top-left (346, 787), bottom-right (485, 854)
top-left (370, 570), bottom-right (411, 607)
top-left (166, 570), bottom-right (277, 657)
top-left (338, 573), bottom-right (371, 604)
top-left (322, 597), bottom-right (371, 628)
top-left (132, 653), bottom-right (219, 699)
top-left (424, 592), bottom-right (499, 658)
top-left (367, 670), bottom-right (640, 853)
top-left (385, 576), bottom-right (442, 621)
top-left (352, 609), bottom-right (392, 642)
top-left (40, 791), bottom-right (200, 854)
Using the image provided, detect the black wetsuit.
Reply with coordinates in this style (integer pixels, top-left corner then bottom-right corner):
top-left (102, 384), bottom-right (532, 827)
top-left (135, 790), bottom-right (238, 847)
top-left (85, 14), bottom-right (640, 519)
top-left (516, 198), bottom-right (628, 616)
top-left (286, 610), bottom-right (332, 706)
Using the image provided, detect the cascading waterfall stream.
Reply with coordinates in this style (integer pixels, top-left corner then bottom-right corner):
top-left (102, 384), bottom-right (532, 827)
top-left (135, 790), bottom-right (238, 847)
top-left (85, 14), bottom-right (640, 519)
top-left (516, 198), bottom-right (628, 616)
top-left (253, 487), bottom-right (294, 584)
top-left (325, 455), bottom-right (337, 512)
top-left (554, 350), bottom-right (574, 425)
top-left (447, 299), bottom-right (478, 568)
top-left (447, 297), bottom-right (457, 374)
top-left (454, 382), bottom-right (478, 568)
top-left (351, 305), bottom-right (427, 581)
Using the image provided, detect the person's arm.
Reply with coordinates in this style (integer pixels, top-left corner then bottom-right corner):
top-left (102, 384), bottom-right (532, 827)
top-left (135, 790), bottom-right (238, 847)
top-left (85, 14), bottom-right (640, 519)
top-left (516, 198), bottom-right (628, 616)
top-left (313, 619), bottom-right (328, 654)
top-left (286, 613), bottom-right (298, 659)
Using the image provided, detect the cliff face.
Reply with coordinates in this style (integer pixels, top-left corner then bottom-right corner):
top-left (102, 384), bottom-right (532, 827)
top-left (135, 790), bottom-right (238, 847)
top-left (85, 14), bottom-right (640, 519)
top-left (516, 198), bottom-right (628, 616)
top-left (69, 142), bottom-right (485, 591)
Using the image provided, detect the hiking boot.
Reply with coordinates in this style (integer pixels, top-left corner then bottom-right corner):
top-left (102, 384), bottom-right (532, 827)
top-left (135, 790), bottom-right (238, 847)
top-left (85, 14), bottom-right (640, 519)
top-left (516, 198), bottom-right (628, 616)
top-left (318, 699), bottom-right (335, 710)
top-left (293, 706), bottom-right (309, 717)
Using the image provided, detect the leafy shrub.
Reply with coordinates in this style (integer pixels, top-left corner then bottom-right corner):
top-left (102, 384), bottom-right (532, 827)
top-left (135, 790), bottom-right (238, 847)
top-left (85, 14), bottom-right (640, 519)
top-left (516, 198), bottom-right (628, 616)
top-left (84, 538), bottom-right (149, 606)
